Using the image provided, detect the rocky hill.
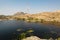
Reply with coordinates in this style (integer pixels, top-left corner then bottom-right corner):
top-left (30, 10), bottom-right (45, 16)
top-left (13, 11), bottom-right (60, 22)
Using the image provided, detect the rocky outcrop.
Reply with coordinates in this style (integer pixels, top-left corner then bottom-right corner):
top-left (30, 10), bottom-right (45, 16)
top-left (22, 36), bottom-right (47, 40)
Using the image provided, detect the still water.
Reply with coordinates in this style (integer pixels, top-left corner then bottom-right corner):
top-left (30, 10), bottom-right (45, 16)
top-left (0, 20), bottom-right (60, 40)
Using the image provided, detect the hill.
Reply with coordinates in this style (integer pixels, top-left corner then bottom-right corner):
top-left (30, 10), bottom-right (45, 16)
top-left (13, 11), bottom-right (60, 22)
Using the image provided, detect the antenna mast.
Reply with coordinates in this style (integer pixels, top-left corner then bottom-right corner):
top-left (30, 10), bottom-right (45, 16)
top-left (26, 1), bottom-right (30, 13)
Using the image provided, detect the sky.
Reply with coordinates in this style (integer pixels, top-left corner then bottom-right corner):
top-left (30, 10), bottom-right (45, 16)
top-left (0, 0), bottom-right (60, 15)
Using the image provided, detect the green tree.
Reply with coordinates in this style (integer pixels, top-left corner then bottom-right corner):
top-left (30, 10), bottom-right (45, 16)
top-left (27, 17), bottom-right (33, 20)
top-left (40, 19), bottom-right (44, 23)
top-left (52, 20), bottom-right (56, 25)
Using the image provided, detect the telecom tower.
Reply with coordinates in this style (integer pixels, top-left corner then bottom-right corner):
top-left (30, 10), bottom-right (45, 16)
top-left (26, 1), bottom-right (30, 13)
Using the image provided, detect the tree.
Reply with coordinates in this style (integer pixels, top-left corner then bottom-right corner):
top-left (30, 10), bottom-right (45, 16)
top-left (40, 19), bottom-right (44, 23)
top-left (27, 17), bottom-right (33, 20)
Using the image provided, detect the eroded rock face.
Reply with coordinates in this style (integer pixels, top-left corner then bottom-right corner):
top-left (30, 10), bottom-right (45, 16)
top-left (22, 36), bottom-right (46, 40)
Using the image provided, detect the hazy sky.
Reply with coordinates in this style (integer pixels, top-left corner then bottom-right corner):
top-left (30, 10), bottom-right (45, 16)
top-left (0, 0), bottom-right (60, 15)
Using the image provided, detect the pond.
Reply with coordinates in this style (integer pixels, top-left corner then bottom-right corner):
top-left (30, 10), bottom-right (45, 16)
top-left (0, 20), bottom-right (60, 40)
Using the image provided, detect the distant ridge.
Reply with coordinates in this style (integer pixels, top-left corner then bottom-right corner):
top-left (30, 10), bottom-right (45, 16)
top-left (54, 10), bottom-right (60, 12)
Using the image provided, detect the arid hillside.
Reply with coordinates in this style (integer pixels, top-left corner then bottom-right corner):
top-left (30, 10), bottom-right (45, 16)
top-left (13, 11), bottom-right (60, 22)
